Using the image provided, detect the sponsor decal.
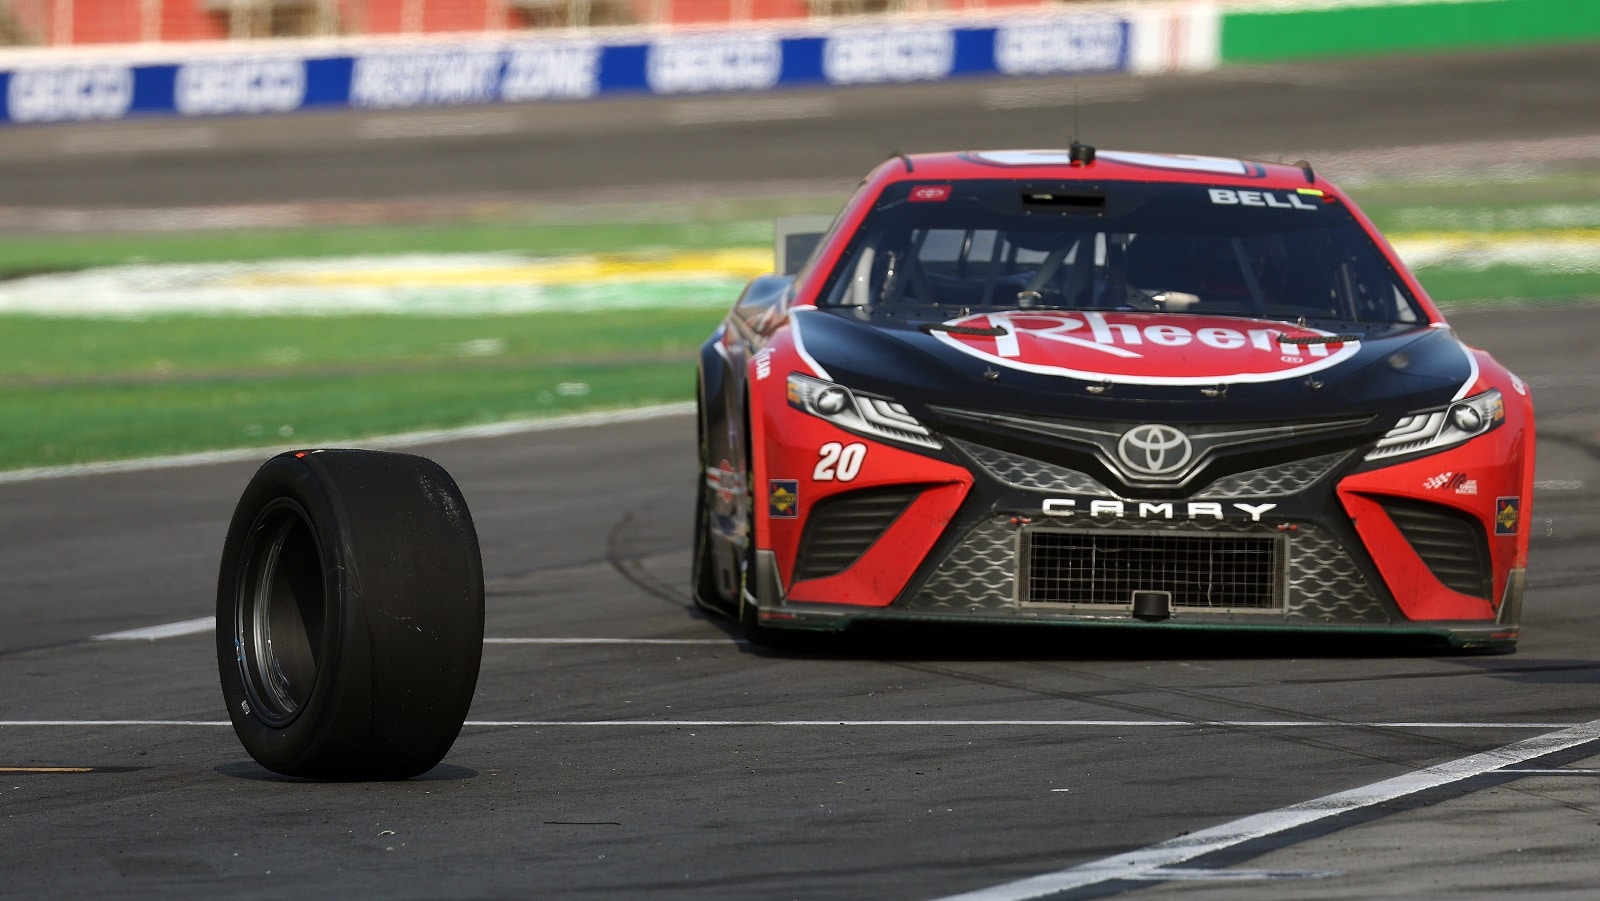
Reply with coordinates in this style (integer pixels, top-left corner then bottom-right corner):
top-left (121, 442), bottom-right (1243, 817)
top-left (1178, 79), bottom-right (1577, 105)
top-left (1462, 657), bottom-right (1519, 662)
top-left (1495, 497), bottom-right (1520, 535)
top-left (1042, 499), bottom-right (1277, 522)
top-left (175, 58), bottom-right (305, 117)
top-left (994, 16), bottom-right (1124, 76)
top-left (1208, 188), bottom-right (1319, 211)
top-left (7, 65), bottom-right (133, 123)
top-left (1424, 472), bottom-right (1478, 495)
top-left (929, 310), bottom-right (1361, 385)
top-left (823, 25), bottom-right (954, 86)
top-left (503, 42), bottom-right (600, 101)
top-left (351, 49), bottom-right (502, 108)
top-left (710, 458), bottom-right (740, 506)
top-left (769, 480), bottom-right (799, 519)
top-left (647, 35), bottom-right (782, 94)
top-left (909, 185), bottom-right (952, 203)
top-left (753, 348), bottom-right (774, 380)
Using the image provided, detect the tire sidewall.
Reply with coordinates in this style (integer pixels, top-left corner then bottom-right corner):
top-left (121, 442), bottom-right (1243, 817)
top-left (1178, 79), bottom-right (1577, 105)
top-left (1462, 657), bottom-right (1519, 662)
top-left (216, 453), bottom-right (372, 776)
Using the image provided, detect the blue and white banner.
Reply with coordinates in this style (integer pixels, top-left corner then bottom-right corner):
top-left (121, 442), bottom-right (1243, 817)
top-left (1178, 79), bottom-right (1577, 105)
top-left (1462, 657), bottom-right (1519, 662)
top-left (0, 14), bottom-right (1131, 126)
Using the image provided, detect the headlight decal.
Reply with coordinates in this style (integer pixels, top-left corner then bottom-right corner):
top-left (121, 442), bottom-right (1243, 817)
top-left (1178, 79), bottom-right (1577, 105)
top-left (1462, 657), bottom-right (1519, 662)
top-left (1366, 388), bottom-right (1504, 462)
top-left (787, 373), bottom-right (942, 450)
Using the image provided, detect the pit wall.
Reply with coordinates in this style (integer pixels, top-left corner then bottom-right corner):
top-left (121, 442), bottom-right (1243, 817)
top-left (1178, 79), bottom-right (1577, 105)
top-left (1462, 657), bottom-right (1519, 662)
top-left (0, 0), bottom-right (1596, 126)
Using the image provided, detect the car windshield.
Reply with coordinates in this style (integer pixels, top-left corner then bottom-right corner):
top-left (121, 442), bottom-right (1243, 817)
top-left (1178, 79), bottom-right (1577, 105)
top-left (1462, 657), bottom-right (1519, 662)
top-left (816, 179), bottom-right (1423, 326)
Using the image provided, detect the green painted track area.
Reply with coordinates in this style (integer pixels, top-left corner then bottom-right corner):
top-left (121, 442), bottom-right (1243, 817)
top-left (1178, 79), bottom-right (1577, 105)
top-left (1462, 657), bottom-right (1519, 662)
top-left (1222, 0), bottom-right (1600, 63)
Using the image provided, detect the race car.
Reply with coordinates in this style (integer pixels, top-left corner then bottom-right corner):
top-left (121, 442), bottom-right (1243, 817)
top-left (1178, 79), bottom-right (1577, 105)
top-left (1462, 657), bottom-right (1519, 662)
top-left (693, 145), bottom-right (1534, 650)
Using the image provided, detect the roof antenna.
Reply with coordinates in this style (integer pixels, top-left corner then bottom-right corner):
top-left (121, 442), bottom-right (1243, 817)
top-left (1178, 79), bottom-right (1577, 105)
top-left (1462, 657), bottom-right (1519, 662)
top-left (1067, 83), bottom-right (1095, 166)
top-left (1293, 158), bottom-right (1315, 184)
top-left (1072, 81), bottom-right (1080, 145)
top-left (892, 149), bottom-right (914, 173)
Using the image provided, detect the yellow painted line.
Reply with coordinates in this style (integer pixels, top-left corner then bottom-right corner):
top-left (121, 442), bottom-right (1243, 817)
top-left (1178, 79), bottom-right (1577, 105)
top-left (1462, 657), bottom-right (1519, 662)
top-left (1390, 228), bottom-right (1600, 243)
top-left (227, 249), bottom-right (772, 289)
top-left (0, 766), bottom-right (96, 773)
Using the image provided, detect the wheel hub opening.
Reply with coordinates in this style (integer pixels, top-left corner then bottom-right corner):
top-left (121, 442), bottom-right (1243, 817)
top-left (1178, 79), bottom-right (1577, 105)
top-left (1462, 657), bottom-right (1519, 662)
top-left (238, 502), bottom-right (326, 726)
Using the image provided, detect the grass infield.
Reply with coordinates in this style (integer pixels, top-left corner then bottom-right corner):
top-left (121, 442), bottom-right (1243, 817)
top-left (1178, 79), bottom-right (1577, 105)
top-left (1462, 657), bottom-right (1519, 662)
top-left (2, 176), bottom-right (1596, 471)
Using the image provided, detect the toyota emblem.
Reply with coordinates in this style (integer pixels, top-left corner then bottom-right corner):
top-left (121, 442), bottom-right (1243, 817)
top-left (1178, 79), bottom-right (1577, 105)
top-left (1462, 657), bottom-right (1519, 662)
top-left (1117, 424), bottom-right (1193, 476)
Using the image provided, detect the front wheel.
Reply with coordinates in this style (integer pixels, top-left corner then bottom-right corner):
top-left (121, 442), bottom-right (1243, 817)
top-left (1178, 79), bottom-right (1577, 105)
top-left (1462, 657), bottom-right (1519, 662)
top-left (216, 449), bottom-right (484, 780)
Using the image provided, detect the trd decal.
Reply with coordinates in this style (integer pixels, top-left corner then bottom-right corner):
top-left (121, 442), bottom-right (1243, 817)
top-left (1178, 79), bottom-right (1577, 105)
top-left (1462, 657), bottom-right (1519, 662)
top-left (1424, 472), bottom-right (1478, 495)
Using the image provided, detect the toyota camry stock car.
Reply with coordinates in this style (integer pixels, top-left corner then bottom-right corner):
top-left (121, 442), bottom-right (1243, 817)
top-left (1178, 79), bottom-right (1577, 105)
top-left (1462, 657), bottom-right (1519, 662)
top-left (692, 146), bottom-right (1534, 650)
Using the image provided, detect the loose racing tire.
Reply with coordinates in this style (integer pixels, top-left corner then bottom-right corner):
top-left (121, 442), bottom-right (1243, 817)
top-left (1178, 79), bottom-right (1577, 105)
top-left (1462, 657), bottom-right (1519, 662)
top-left (216, 449), bottom-right (484, 780)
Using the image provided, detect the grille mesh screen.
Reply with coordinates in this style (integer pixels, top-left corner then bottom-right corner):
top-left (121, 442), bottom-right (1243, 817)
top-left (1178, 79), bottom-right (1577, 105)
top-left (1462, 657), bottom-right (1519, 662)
top-left (1020, 530), bottom-right (1285, 610)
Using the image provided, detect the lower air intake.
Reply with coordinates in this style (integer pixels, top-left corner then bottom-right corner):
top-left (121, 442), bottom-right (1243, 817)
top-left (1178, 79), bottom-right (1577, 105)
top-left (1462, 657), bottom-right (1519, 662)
top-left (794, 486), bottom-right (920, 582)
top-left (1378, 498), bottom-right (1492, 599)
top-left (1020, 529), bottom-right (1286, 611)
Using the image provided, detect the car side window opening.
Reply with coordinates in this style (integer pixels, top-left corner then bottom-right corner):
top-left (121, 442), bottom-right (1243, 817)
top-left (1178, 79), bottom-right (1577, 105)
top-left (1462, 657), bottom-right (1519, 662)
top-left (819, 181), bottom-right (1421, 327)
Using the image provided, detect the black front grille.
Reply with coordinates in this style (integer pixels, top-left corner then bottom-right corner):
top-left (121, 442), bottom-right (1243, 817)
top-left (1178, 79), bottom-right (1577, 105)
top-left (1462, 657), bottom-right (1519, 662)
top-left (794, 487), bottom-right (920, 582)
top-left (1019, 529), bottom-right (1285, 610)
top-left (1379, 499), bottom-right (1492, 599)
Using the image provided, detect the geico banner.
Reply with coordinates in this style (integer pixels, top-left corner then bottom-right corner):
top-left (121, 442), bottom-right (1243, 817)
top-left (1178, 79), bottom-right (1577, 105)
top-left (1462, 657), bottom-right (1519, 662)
top-left (823, 25), bottom-right (956, 85)
top-left (0, 12), bottom-right (1132, 124)
top-left (176, 58), bottom-right (307, 116)
top-left (4, 64), bottom-right (134, 123)
top-left (995, 15), bottom-right (1127, 76)
top-left (646, 35), bottom-right (783, 94)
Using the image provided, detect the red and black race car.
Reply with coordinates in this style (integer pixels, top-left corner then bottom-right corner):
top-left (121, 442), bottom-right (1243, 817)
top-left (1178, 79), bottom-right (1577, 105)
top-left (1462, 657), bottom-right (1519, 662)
top-left (693, 146), bottom-right (1535, 650)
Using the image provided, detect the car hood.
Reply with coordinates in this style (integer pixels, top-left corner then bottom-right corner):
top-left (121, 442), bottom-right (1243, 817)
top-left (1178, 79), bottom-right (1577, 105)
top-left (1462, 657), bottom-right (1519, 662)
top-left (793, 308), bottom-right (1476, 426)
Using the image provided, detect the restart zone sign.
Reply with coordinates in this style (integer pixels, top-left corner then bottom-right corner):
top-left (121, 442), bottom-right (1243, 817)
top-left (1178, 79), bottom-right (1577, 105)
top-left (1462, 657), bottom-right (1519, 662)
top-left (0, 13), bottom-right (1128, 124)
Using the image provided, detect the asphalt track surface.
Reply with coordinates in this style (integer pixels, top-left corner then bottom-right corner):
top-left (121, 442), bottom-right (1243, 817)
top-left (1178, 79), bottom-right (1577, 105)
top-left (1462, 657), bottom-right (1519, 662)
top-left (3, 45), bottom-right (1600, 899)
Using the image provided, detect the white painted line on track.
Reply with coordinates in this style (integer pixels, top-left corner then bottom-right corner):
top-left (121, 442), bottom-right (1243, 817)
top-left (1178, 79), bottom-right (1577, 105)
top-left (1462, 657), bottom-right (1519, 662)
top-left (0, 402), bottom-right (693, 484)
top-left (1126, 868), bottom-right (1338, 882)
top-left (91, 617), bottom-right (215, 641)
top-left (666, 96), bottom-right (837, 126)
top-left (0, 720), bottom-right (1579, 730)
top-left (933, 717), bottom-right (1600, 901)
top-left (485, 637), bottom-right (746, 645)
top-left (1499, 767), bottom-right (1600, 775)
top-left (83, 619), bottom-right (739, 645)
top-left (461, 720), bottom-right (1575, 729)
top-left (1, 721), bottom-right (231, 726)
top-left (58, 126), bottom-right (217, 155)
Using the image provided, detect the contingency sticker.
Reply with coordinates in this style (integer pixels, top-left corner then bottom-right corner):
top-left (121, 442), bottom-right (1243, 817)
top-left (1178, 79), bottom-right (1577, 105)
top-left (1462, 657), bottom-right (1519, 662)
top-left (1495, 497), bottom-right (1520, 536)
top-left (769, 480), bottom-right (799, 519)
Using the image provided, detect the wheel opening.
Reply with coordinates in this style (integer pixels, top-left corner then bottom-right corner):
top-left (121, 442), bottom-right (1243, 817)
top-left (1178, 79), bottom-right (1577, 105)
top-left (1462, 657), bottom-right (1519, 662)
top-left (240, 503), bottom-right (326, 725)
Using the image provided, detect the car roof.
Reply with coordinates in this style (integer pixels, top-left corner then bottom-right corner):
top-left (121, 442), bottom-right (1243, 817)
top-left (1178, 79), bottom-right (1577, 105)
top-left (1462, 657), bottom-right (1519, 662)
top-left (875, 149), bottom-right (1326, 191)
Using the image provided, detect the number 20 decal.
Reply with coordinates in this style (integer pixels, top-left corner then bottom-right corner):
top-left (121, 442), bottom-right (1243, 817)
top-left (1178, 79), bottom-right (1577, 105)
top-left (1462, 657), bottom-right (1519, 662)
top-left (814, 442), bottom-right (866, 482)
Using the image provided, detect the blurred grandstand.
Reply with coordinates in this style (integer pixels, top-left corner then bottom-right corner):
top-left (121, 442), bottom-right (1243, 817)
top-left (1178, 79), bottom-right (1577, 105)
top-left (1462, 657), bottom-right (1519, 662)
top-left (0, 0), bottom-right (1118, 39)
